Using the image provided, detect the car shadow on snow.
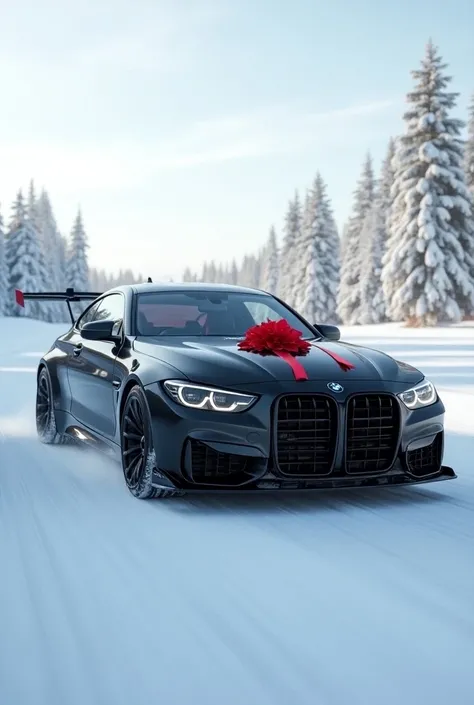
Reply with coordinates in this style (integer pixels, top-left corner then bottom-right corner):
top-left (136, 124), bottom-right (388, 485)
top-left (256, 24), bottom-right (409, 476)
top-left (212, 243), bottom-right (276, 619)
top-left (1, 428), bottom-right (471, 517)
top-left (163, 431), bottom-right (473, 517)
top-left (165, 484), bottom-right (455, 516)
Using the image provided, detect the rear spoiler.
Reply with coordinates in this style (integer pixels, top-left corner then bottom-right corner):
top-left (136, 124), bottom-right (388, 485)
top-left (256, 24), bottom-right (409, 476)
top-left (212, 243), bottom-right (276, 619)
top-left (15, 288), bottom-right (103, 324)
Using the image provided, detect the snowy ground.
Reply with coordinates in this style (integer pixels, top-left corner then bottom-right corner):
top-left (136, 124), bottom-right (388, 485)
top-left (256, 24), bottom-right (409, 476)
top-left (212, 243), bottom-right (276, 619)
top-left (1, 318), bottom-right (473, 705)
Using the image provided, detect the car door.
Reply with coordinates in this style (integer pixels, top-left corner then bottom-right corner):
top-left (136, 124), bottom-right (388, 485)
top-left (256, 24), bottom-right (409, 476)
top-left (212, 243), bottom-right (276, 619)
top-left (67, 293), bottom-right (125, 439)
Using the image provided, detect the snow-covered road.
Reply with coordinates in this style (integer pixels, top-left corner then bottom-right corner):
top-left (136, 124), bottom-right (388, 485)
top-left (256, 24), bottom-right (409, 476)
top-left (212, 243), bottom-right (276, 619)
top-left (1, 319), bottom-right (473, 705)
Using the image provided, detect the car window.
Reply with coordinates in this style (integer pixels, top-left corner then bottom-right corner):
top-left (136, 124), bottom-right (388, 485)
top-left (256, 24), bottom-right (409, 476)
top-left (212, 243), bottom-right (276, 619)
top-left (76, 301), bottom-right (100, 329)
top-left (93, 294), bottom-right (124, 323)
top-left (136, 291), bottom-right (315, 338)
top-left (77, 294), bottom-right (124, 331)
top-left (244, 301), bottom-right (284, 324)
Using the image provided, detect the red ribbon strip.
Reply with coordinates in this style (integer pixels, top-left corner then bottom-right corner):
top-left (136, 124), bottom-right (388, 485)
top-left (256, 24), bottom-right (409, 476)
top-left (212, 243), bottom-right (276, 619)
top-left (276, 351), bottom-right (309, 381)
top-left (311, 344), bottom-right (355, 372)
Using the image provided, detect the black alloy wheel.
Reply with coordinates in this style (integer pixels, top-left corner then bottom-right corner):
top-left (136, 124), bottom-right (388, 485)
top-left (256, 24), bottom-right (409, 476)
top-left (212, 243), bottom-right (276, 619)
top-left (36, 371), bottom-right (51, 435)
top-left (121, 386), bottom-right (181, 499)
top-left (36, 368), bottom-right (68, 445)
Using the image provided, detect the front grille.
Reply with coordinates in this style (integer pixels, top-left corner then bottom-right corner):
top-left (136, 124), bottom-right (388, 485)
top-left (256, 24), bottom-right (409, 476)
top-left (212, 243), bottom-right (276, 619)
top-left (406, 434), bottom-right (442, 477)
top-left (346, 394), bottom-right (399, 473)
top-left (275, 395), bottom-right (338, 476)
top-left (190, 440), bottom-right (248, 483)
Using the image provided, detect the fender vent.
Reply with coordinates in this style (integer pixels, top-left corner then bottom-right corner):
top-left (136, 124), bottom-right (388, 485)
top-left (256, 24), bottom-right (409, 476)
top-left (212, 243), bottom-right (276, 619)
top-left (189, 440), bottom-right (249, 484)
top-left (406, 434), bottom-right (443, 478)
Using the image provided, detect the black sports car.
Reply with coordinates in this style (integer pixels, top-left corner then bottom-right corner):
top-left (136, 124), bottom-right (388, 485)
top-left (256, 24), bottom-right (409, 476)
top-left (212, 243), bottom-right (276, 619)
top-left (17, 282), bottom-right (456, 499)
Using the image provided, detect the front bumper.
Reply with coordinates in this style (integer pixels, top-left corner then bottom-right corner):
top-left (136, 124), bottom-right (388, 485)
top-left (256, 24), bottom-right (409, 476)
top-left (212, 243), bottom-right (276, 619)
top-left (144, 380), bottom-right (457, 493)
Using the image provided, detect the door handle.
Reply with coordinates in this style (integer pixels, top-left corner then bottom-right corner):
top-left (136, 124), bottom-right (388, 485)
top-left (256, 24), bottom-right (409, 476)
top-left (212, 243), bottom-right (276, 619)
top-left (73, 343), bottom-right (83, 356)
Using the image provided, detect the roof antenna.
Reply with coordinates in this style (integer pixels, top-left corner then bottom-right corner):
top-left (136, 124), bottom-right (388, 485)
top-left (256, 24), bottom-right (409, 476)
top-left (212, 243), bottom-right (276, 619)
top-left (147, 277), bottom-right (153, 283)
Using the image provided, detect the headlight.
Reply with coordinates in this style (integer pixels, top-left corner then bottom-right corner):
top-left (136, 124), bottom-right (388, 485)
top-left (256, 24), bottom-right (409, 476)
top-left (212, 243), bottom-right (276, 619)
top-left (398, 380), bottom-right (437, 409)
top-left (163, 381), bottom-right (257, 413)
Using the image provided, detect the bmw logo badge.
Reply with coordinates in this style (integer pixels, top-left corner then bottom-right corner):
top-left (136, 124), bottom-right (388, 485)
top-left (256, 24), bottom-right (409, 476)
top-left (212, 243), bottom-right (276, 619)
top-left (327, 382), bottom-right (344, 393)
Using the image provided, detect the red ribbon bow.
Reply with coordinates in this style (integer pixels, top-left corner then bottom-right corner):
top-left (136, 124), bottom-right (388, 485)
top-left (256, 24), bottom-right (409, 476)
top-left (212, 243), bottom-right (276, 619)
top-left (238, 320), bottom-right (354, 380)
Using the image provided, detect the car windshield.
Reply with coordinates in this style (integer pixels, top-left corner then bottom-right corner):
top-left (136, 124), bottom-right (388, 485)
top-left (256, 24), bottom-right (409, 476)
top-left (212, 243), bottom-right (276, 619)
top-left (135, 291), bottom-right (316, 338)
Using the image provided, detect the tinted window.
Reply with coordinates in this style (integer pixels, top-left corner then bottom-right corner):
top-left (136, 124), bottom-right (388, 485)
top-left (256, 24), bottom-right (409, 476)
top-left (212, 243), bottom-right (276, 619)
top-left (136, 291), bottom-right (315, 338)
top-left (77, 294), bottom-right (124, 331)
top-left (76, 301), bottom-right (100, 329)
top-left (93, 294), bottom-right (124, 323)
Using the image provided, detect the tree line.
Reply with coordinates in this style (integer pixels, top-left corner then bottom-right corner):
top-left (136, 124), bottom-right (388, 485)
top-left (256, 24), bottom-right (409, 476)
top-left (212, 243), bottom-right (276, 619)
top-left (0, 182), bottom-right (143, 322)
top-left (1, 41), bottom-right (473, 328)
top-left (183, 41), bottom-right (474, 327)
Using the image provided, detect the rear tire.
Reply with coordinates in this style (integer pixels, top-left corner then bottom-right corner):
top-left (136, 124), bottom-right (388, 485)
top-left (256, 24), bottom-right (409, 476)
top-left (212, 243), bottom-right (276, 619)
top-left (120, 386), bottom-right (182, 499)
top-left (36, 367), bottom-right (70, 445)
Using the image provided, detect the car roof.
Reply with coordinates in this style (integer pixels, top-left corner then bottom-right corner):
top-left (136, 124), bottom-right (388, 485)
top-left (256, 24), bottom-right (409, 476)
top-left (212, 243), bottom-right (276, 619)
top-left (107, 282), bottom-right (271, 296)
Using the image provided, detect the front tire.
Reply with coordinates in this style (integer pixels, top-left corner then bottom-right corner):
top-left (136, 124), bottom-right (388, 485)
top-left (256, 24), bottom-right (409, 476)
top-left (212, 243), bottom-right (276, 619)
top-left (36, 367), bottom-right (69, 445)
top-left (120, 386), bottom-right (182, 499)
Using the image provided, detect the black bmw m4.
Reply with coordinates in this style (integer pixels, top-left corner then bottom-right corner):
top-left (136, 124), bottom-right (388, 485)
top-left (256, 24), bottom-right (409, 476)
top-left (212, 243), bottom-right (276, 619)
top-left (24, 282), bottom-right (455, 499)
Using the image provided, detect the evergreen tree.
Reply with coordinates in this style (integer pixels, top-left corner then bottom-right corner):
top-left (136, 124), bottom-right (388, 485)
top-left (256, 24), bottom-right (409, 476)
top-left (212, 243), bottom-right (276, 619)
top-left (57, 234), bottom-right (69, 289)
top-left (466, 92), bottom-right (474, 197)
top-left (5, 190), bottom-right (46, 318)
top-left (0, 205), bottom-right (8, 315)
top-left (297, 174), bottom-right (340, 324)
top-left (27, 182), bottom-right (55, 322)
top-left (382, 41), bottom-right (474, 325)
top-left (358, 203), bottom-right (386, 323)
top-left (216, 264), bottom-right (225, 284)
top-left (182, 266), bottom-right (193, 282)
top-left (66, 209), bottom-right (89, 290)
top-left (66, 209), bottom-right (90, 318)
top-left (379, 138), bottom-right (397, 228)
top-left (239, 255), bottom-right (252, 287)
top-left (261, 226), bottom-right (279, 294)
top-left (230, 259), bottom-right (238, 285)
top-left (337, 153), bottom-right (376, 324)
top-left (357, 141), bottom-right (396, 323)
top-left (279, 191), bottom-right (302, 306)
top-left (37, 190), bottom-right (68, 307)
top-left (207, 261), bottom-right (217, 282)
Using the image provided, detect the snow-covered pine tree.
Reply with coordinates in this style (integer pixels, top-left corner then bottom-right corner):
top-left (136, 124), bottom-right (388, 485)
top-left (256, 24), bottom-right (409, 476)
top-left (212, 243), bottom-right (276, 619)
top-left (199, 263), bottom-right (207, 282)
top-left (357, 141), bottom-right (397, 323)
top-left (37, 190), bottom-right (68, 322)
top-left (66, 210), bottom-right (89, 290)
top-left (182, 266), bottom-right (193, 282)
top-left (207, 261), bottom-right (217, 282)
top-left (253, 250), bottom-right (263, 288)
top-left (215, 264), bottom-right (225, 284)
top-left (27, 181), bottom-right (56, 322)
top-left (5, 190), bottom-right (47, 318)
top-left (379, 138), bottom-right (397, 228)
top-left (239, 255), bottom-right (251, 287)
top-left (230, 259), bottom-right (238, 285)
top-left (382, 41), bottom-right (474, 325)
top-left (337, 153), bottom-right (376, 324)
top-left (279, 192), bottom-right (302, 307)
top-left (0, 205), bottom-right (8, 316)
top-left (261, 226), bottom-right (279, 294)
top-left (66, 209), bottom-right (90, 318)
top-left (57, 234), bottom-right (68, 289)
top-left (297, 174), bottom-right (340, 324)
top-left (466, 92), bottom-right (474, 197)
top-left (358, 203), bottom-right (387, 323)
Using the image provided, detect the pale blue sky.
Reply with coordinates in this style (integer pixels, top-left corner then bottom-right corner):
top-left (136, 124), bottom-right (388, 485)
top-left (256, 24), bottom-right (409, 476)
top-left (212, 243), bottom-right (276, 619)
top-left (0, 0), bottom-right (472, 280)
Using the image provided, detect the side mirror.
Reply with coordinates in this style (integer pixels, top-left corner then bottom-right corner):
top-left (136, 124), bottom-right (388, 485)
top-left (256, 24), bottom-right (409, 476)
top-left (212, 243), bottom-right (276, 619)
top-left (81, 319), bottom-right (120, 342)
top-left (316, 324), bottom-right (341, 341)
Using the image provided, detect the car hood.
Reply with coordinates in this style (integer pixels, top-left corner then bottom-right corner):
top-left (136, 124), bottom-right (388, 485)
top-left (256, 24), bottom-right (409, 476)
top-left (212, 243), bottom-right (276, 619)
top-left (133, 336), bottom-right (424, 387)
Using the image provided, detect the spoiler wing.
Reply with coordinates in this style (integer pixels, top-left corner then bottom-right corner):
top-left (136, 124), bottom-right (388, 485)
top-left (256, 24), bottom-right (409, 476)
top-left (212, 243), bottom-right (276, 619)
top-left (15, 288), bottom-right (103, 324)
